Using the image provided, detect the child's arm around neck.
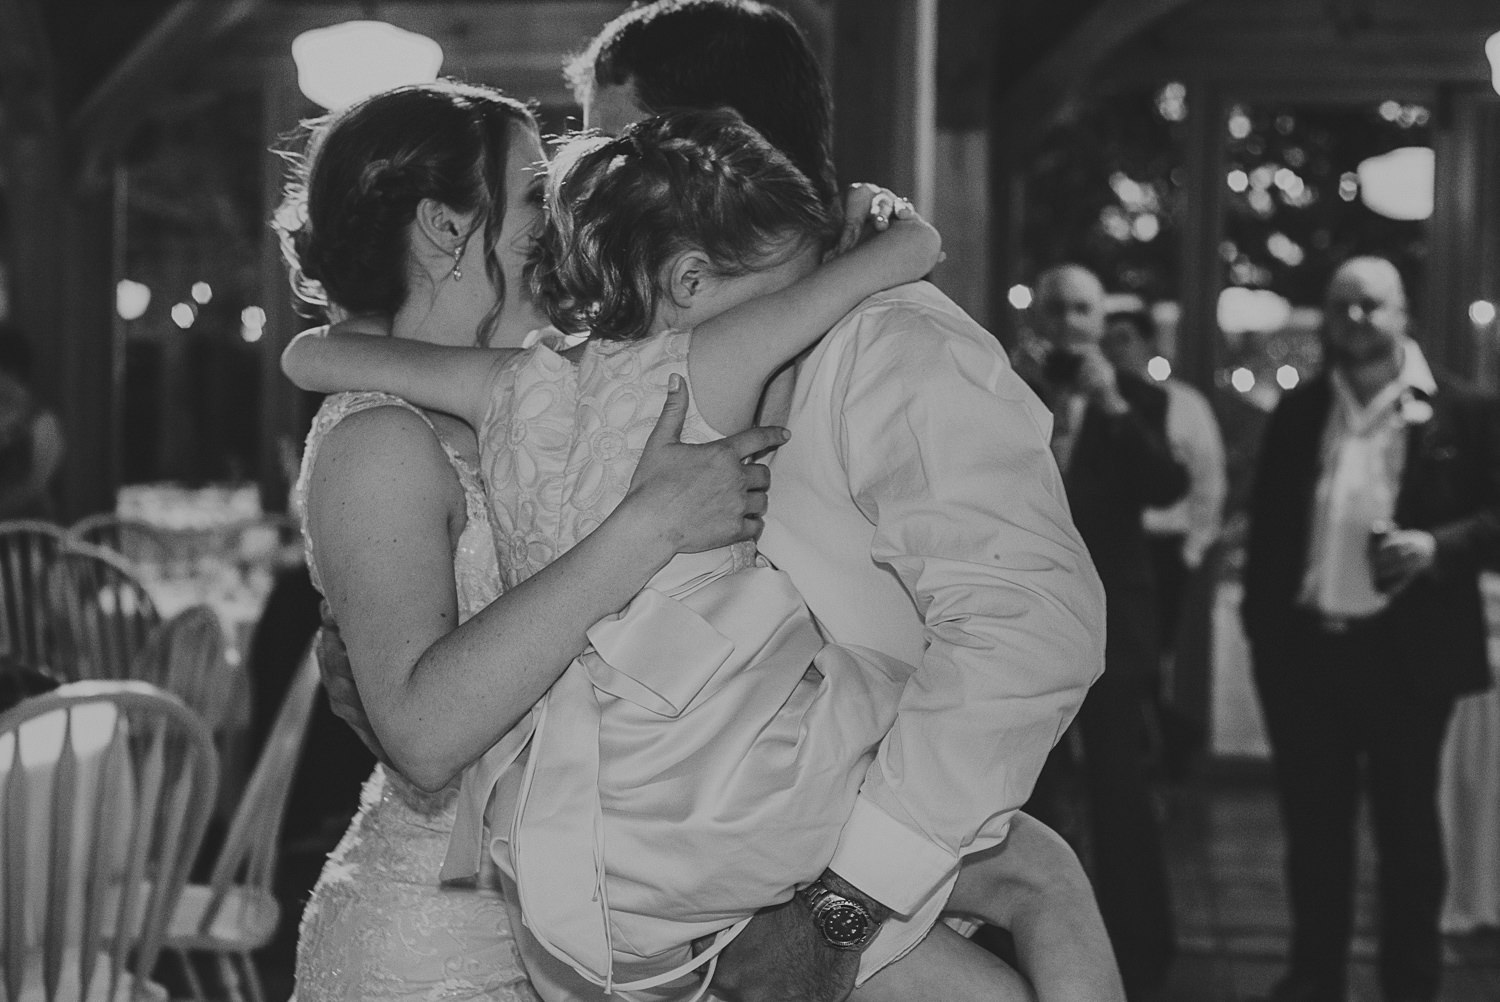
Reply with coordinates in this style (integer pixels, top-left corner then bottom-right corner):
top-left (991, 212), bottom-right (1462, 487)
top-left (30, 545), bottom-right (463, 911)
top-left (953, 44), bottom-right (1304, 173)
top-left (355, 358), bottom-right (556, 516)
top-left (282, 321), bottom-right (520, 431)
top-left (688, 208), bottom-right (941, 436)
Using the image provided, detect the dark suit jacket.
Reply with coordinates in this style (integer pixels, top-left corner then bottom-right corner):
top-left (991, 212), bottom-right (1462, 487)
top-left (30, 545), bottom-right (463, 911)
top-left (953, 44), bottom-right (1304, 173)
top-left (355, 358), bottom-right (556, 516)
top-left (1057, 373), bottom-right (1189, 681)
top-left (1242, 368), bottom-right (1500, 697)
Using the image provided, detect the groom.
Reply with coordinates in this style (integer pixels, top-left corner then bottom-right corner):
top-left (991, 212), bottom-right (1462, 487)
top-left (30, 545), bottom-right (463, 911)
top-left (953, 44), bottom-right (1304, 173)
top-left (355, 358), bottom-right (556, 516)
top-left (572, 2), bottom-right (1106, 999)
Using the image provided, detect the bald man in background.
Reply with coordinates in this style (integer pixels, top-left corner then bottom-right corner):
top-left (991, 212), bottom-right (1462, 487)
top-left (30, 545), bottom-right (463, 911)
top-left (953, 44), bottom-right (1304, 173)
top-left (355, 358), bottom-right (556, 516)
top-left (1022, 264), bottom-right (1186, 999)
top-left (1243, 257), bottom-right (1500, 1002)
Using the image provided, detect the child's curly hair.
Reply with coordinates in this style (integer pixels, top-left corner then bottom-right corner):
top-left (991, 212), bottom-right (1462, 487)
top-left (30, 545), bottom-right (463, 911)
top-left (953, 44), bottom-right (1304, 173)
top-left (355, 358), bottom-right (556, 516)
top-left (530, 108), bottom-right (838, 341)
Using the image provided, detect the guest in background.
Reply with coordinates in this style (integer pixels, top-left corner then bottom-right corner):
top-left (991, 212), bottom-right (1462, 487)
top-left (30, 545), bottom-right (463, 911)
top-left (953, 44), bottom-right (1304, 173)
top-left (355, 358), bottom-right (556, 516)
top-left (1021, 264), bottom-right (1186, 999)
top-left (1102, 310), bottom-right (1226, 644)
top-left (1242, 256), bottom-right (1500, 1002)
top-left (1103, 309), bottom-right (1226, 776)
top-left (0, 324), bottom-right (64, 521)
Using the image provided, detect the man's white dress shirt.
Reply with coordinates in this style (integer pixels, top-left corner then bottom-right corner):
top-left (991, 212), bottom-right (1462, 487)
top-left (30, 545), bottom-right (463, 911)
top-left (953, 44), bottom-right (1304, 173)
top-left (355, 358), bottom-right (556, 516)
top-left (1145, 379), bottom-right (1227, 568)
top-left (1300, 340), bottom-right (1435, 618)
top-left (760, 281), bottom-right (1105, 980)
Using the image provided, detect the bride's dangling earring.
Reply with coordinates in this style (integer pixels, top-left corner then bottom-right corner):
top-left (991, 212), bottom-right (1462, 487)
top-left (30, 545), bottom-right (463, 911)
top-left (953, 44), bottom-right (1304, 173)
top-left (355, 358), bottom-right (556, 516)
top-left (450, 243), bottom-right (465, 282)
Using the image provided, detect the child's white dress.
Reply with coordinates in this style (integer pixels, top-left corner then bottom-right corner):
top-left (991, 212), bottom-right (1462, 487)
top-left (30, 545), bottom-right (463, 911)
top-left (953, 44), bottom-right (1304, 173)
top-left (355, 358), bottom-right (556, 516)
top-left (440, 330), bottom-right (912, 1000)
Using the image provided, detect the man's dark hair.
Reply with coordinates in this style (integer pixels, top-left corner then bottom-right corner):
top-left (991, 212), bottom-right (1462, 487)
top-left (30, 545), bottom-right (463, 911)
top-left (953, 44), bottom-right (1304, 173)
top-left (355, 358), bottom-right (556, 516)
top-left (568, 0), bottom-right (837, 206)
top-left (1105, 310), bottom-right (1155, 344)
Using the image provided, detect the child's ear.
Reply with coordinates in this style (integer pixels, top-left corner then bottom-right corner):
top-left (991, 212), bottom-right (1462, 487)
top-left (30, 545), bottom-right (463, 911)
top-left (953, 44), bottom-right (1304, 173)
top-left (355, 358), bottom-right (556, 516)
top-left (665, 250), bottom-right (712, 309)
top-left (415, 198), bottom-right (474, 256)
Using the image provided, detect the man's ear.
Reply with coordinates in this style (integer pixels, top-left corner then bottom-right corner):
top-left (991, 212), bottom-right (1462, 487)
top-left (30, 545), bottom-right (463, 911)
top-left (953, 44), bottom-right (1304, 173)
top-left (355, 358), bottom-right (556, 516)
top-left (414, 197), bottom-right (473, 256)
top-left (665, 250), bottom-right (713, 309)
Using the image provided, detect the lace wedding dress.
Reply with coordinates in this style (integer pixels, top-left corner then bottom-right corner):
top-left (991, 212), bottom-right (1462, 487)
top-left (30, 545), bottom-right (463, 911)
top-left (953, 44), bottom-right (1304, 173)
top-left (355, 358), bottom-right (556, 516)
top-left (292, 392), bottom-right (540, 1002)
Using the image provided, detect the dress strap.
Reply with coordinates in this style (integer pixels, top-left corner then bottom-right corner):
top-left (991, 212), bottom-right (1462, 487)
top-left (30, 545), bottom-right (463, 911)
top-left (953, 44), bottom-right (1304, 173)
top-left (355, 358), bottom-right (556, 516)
top-left (295, 391), bottom-right (466, 593)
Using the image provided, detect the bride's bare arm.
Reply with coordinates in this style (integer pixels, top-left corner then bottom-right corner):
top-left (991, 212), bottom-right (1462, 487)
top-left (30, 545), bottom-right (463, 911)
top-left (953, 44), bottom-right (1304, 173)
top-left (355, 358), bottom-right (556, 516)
top-left (310, 380), bottom-right (785, 790)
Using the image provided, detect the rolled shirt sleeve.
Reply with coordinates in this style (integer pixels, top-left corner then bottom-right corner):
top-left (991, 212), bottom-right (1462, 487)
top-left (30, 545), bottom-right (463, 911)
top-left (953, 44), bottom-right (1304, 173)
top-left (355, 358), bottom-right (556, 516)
top-left (766, 286), bottom-right (1105, 972)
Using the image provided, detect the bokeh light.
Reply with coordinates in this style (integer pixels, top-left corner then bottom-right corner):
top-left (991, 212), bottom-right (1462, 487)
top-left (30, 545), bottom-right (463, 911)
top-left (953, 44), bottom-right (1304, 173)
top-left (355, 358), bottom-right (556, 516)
top-left (240, 306), bottom-right (268, 343)
top-left (116, 279), bottom-right (151, 321)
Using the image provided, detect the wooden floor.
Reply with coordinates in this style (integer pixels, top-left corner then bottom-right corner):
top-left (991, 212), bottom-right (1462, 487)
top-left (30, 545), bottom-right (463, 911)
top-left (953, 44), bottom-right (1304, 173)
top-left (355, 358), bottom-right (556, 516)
top-left (254, 772), bottom-right (1500, 1002)
top-left (1145, 773), bottom-right (1500, 1002)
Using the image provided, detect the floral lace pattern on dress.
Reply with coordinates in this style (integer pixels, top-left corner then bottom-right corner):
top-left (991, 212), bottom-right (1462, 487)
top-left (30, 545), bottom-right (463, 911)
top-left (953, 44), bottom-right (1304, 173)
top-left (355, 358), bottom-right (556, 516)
top-left (293, 392), bottom-right (538, 1002)
top-left (478, 330), bottom-right (756, 588)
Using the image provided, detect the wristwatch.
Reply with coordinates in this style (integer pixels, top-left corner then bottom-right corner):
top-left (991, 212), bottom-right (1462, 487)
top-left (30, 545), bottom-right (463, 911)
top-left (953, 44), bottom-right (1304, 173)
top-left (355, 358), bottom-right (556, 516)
top-left (797, 879), bottom-right (880, 950)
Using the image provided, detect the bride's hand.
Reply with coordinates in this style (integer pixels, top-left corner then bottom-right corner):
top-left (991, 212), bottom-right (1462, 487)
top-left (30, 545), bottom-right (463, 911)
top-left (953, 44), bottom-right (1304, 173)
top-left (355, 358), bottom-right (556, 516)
top-left (621, 374), bottom-right (788, 554)
top-left (835, 183), bottom-right (894, 255)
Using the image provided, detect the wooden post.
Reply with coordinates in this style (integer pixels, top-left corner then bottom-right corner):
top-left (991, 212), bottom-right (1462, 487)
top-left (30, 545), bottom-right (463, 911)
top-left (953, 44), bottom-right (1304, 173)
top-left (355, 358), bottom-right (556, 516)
top-left (0, 0), bottom-right (117, 519)
top-left (1426, 86), bottom-right (1496, 381)
top-left (830, 0), bottom-right (935, 207)
top-left (928, 0), bottom-right (999, 327)
top-left (257, 63), bottom-right (317, 507)
top-left (1176, 77), bottom-right (1225, 395)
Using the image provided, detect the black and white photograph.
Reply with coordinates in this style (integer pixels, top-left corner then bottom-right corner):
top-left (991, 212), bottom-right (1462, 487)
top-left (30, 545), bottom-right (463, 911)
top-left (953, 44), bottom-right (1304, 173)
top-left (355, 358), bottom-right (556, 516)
top-left (1, 2), bottom-right (1498, 1000)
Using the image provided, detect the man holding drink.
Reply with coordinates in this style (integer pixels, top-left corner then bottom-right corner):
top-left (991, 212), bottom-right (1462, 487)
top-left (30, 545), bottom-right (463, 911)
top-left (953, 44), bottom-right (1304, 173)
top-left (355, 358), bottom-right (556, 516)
top-left (1242, 256), bottom-right (1500, 1002)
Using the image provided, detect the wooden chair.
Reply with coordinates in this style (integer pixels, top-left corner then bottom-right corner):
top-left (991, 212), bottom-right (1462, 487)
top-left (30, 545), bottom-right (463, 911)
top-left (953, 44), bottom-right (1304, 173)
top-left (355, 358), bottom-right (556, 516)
top-left (165, 646), bottom-right (320, 1002)
top-left (0, 680), bottom-right (220, 1002)
top-left (47, 544), bottom-right (162, 683)
top-left (129, 607), bottom-right (233, 732)
top-left (67, 515), bottom-right (173, 571)
top-left (130, 606), bottom-right (252, 821)
top-left (0, 521), bottom-right (68, 676)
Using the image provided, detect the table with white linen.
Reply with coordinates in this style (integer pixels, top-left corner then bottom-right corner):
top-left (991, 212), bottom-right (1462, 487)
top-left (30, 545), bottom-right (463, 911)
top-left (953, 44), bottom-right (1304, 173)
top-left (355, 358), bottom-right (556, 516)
top-left (1438, 575), bottom-right (1500, 932)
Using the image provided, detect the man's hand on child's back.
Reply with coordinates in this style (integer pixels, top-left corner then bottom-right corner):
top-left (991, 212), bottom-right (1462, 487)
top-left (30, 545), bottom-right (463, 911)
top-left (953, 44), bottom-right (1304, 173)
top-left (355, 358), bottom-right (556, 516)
top-left (315, 602), bottom-right (392, 767)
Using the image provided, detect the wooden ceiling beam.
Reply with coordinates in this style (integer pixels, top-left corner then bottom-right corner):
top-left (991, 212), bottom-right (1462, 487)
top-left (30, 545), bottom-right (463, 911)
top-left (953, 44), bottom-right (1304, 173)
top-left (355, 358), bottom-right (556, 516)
top-left (0, 0), bottom-right (58, 132)
top-left (999, 0), bottom-right (1200, 152)
top-left (68, 0), bottom-right (264, 164)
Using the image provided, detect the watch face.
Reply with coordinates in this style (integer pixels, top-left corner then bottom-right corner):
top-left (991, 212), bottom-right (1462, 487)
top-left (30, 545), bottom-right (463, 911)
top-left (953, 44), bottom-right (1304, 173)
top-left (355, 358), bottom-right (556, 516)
top-left (818, 900), bottom-right (873, 949)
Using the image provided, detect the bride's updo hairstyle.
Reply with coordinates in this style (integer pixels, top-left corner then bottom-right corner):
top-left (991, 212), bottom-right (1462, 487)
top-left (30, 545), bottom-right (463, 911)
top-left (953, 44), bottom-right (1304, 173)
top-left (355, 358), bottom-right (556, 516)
top-left (531, 108), bottom-right (837, 342)
top-left (275, 81), bottom-right (536, 344)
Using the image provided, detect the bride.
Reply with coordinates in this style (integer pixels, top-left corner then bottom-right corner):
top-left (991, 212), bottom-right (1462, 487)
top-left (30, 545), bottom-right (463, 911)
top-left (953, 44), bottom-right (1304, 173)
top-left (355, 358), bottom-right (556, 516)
top-left (277, 81), bottom-right (782, 1001)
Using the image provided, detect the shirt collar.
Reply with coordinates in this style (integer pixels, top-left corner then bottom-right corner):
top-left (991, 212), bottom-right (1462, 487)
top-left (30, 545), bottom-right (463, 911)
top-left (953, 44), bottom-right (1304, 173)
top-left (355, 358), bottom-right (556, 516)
top-left (1396, 339), bottom-right (1437, 396)
top-left (1330, 338), bottom-right (1436, 416)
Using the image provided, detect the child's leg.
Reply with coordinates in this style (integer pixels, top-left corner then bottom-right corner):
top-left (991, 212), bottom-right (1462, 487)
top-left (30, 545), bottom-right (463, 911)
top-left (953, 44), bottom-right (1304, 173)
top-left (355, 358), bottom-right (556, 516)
top-left (850, 923), bottom-right (1035, 1002)
top-left (942, 813), bottom-right (1125, 1002)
